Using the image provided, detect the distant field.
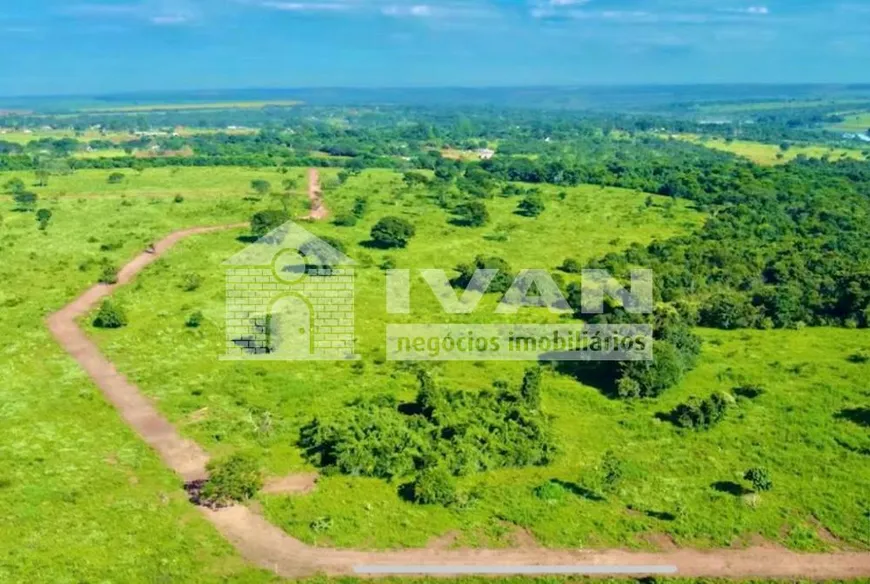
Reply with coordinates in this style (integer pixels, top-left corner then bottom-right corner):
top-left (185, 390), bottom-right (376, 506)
top-left (826, 112), bottom-right (870, 133)
top-left (0, 166), bottom-right (310, 199)
top-left (667, 134), bottom-right (868, 165)
top-left (80, 100), bottom-right (303, 113)
top-left (0, 129), bottom-right (136, 145)
top-left (696, 98), bottom-right (870, 114)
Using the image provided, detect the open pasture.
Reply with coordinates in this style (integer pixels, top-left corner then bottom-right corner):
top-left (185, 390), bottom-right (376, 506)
top-left (46, 167), bottom-right (869, 553)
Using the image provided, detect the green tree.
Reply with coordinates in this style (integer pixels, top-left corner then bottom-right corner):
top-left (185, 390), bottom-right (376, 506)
top-left (410, 466), bottom-right (457, 506)
top-left (13, 192), bottom-right (38, 212)
top-left (3, 177), bottom-right (25, 194)
top-left (250, 209), bottom-right (289, 237)
top-left (93, 300), bottom-right (127, 329)
top-left (370, 216), bottom-right (416, 248)
top-left (250, 179), bottom-right (271, 196)
top-left (454, 201), bottom-right (490, 227)
top-left (35, 208), bottom-right (52, 230)
top-left (186, 311), bottom-right (204, 328)
top-left (744, 467), bottom-right (773, 492)
top-left (200, 453), bottom-right (263, 505)
top-left (517, 193), bottom-right (546, 217)
top-left (107, 172), bottom-right (125, 184)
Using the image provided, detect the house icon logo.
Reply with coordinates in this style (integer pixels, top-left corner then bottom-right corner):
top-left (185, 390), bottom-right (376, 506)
top-left (222, 222), bottom-right (356, 361)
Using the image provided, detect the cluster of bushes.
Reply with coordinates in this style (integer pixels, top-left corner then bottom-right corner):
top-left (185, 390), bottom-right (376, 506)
top-left (370, 216), bottom-right (416, 248)
top-left (453, 255), bottom-right (514, 294)
top-left (299, 368), bottom-right (556, 505)
top-left (670, 392), bottom-right (730, 430)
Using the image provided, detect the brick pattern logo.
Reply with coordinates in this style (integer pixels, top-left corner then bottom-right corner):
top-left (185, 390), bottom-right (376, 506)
top-left (222, 223), bottom-right (356, 361)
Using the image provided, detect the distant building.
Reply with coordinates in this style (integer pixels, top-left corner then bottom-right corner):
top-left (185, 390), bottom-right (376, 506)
top-left (477, 148), bottom-right (495, 160)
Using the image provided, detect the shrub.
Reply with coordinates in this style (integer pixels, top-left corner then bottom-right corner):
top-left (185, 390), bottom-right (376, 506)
top-left (3, 177), bottom-right (25, 194)
top-left (534, 480), bottom-right (568, 502)
top-left (370, 216), bottom-right (416, 248)
top-left (560, 258), bottom-right (582, 274)
top-left (93, 300), bottom-right (127, 329)
top-left (352, 196), bottom-right (369, 218)
top-left (107, 172), bottom-right (125, 184)
top-left (333, 212), bottom-right (357, 227)
top-left (36, 208), bottom-right (52, 230)
top-left (98, 261), bottom-right (119, 285)
top-left (410, 466), bottom-right (457, 506)
top-left (181, 273), bottom-right (202, 292)
top-left (454, 255), bottom-right (514, 294)
top-left (13, 192), bottom-right (38, 212)
top-left (186, 311), bottom-right (204, 328)
top-left (174, 194), bottom-right (184, 203)
top-left (599, 450), bottom-right (623, 493)
top-left (250, 179), bottom-right (271, 196)
top-left (671, 392), bottom-right (729, 430)
top-left (517, 194), bottom-right (546, 217)
top-left (200, 453), bottom-right (263, 506)
top-left (454, 200), bottom-right (490, 227)
top-left (744, 467), bottom-right (773, 492)
top-left (250, 209), bottom-right (289, 238)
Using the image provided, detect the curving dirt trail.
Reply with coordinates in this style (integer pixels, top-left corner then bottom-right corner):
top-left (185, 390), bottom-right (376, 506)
top-left (45, 170), bottom-right (870, 579)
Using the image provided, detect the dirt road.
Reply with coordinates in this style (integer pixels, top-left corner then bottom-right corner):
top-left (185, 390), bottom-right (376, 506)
top-left (45, 172), bottom-right (870, 579)
top-left (304, 167), bottom-right (328, 220)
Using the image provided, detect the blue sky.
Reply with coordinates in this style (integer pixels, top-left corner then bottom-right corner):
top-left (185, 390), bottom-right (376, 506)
top-left (0, 0), bottom-right (867, 95)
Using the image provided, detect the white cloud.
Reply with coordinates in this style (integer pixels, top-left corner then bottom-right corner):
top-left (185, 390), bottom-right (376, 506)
top-left (381, 4), bottom-right (433, 18)
top-left (259, 1), bottom-right (351, 11)
top-left (150, 14), bottom-right (191, 24)
top-left (746, 6), bottom-right (769, 15)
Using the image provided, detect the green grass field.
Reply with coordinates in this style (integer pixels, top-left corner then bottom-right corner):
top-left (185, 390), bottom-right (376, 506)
top-left (1, 166), bottom-right (311, 200)
top-left (0, 182), bottom-right (286, 582)
top-left (667, 134), bottom-right (869, 165)
top-left (3, 165), bottom-right (867, 580)
top-left (827, 112), bottom-right (870, 133)
top-left (42, 168), bottom-right (865, 553)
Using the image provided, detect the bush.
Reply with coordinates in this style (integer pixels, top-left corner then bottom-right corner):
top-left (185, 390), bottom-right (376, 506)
top-left (13, 192), bottom-right (38, 212)
top-left (186, 311), bottom-right (204, 328)
top-left (744, 467), bottom-right (773, 492)
top-left (410, 466), bottom-right (457, 506)
top-left (250, 209), bottom-right (289, 238)
top-left (599, 450), bottom-right (623, 493)
top-left (174, 194), bottom-right (184, 203)
top-left (107, 172), bottom-right (125, 184)
top-left (370, 216), bottom-right (416, 248)
top-left (93, 300), bottom-right (127, 329)
top-left (200, 453), bottom-right (263, 506)
top-left (560, 258), bottom-right (582, 274)
top-left (250, 179), bottom-right (271, 196)
top-left (300, 371), bottom-right (557, 483)
top-left (454, 200), bottom-right (490, 227)
top-left (454, 255), bottom-right (514, 294)
top-left (36, 208), bottom-right (52, 230)
top-left (3, 177), bottom-right (25, 194)
top-left (671, 392), bottom-right (729, 430)
top-left (534, 480), bottom-right (568, 502)
top-left (182, 273), bottom-right (202, 292)
top-left (517, 194), bottom-right (546, 217)
top-left (333, 212), bottom-right (358, 227)
top-left (98, 261), bottom-right (119, 285)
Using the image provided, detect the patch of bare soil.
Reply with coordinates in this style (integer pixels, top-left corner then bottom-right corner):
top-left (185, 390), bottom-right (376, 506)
top-left (261, 473), bottom-right (318, 495)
